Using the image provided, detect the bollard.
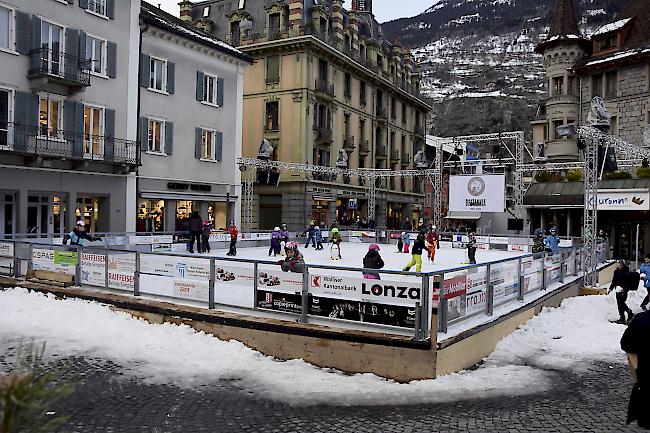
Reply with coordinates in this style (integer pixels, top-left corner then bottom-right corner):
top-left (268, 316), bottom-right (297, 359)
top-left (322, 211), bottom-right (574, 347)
top-left (75, 245), bottom-right (82, 286)
top-left (414, 301), bottom-right (422, 341)
top-left (517, 257), bottom-right (524, 301)
top-left (421, 273), bottom-right (431, 340)
top-left (486, 263), bottom-right (494, 316)
top-left (253, 262), bottom-right (259, 310)
top-left (542, 258), bottom-right (547, 290)
top-left (208, 258), bottom-right (215, 309)
top-left (559, 252), bottom-right (565, 283)
top-left (134, 251), bottom-right (141, 297)
top-left (573, 248), bottom-right (578, 276)
top-left (301, 265), bottom-right (309, 323)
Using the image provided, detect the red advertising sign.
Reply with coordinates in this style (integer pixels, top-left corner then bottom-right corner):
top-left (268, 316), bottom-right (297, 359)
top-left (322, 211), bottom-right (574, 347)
top-left (433, 274), bottom-right (468, 300)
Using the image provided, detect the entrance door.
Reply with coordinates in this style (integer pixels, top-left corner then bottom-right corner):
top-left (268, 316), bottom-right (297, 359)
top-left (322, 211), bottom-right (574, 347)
top-left (27, 195), bottom-right (51, 237)
top-left (0, 193), bottom-right (16, 238)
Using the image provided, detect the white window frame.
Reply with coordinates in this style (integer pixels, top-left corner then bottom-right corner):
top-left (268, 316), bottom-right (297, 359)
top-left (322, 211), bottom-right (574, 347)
top-left (85, 0), bottom-right (109, 20)
top-left (0, 86), bottom-right (14, 149)
top-left (40, 18), bottom-right (66, 76)
top-left (146, 117), bottom-right (166, 155)
top-left (0, 3), bottom-right (17, 55)
top-left (148, 56), bottom-right (168, 94)
top-left (84, 33), bottom-right (107, 77)
top-left (37, 93), bottom-right (65, 141)
top-left (201, 72), bottom-right (219, 106)
top-left (82, 103), bottom-right (105, 160)
top-left (200, 127), bottom-right (217, 161)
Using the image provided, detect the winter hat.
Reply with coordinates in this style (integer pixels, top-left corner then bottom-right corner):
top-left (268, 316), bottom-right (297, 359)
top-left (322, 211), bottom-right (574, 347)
top-left (368, 244), bottom-right (380, 251)
top-left (331, 227), bottom-right (339, 234)
top-left (285, 241), bottom-right (298, 250)
top-left (76, 220), bottom-right (85, 227)
top-left (273, 227), bottom-right (280, 231)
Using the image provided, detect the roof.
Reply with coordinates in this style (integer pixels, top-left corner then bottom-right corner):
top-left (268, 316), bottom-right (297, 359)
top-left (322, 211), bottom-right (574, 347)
top-left (140, 2), bottom-right (252, 64)
top-left (534, 0), bottom-right (588, 54)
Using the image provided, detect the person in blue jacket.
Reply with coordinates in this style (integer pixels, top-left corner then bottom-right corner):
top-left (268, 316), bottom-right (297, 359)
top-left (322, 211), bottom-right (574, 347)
top-left (544, 227), bottom-right (560, 255)
top-left (640, 254), bottom-right (650, 311)
top-left (314, 225), bottom-right (324, 250)
top-left (63, 221), bottom-right (100, 246)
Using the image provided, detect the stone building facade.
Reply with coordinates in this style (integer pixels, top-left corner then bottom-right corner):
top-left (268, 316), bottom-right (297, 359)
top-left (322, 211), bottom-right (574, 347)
top-left (182, 0), bottom-right (431, 230)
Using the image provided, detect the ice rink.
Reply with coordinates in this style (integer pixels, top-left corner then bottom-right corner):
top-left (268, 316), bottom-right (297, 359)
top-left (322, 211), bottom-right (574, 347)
top-left (205, 241), bottom-right (526, 274)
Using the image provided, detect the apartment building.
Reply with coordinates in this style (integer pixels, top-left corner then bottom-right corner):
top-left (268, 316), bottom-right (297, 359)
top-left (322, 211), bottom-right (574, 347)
top-left (0, 0), bottom-right (140, 237)
top-left (137, 3), bottom-right (251, 232)
top-left (182, 0), bottom-right (431, 229)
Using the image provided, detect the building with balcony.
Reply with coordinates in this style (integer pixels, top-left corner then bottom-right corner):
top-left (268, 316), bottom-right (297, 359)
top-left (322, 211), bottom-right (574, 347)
top-left (182, 0), bottom-right (431, 229)
top-left (136, 3), bottom-right (251, 232)
top-left (529, 0), bottom-right (650, 258)
top-left (0, 0), bottom-right (140, 238)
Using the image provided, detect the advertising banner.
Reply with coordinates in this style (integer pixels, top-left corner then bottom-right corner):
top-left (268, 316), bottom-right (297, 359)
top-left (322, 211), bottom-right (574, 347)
top-left (0, 242), bottom-right (14, 258)
top-left (465, 267), bottom-right (488, 315)
top-left (140, 274), bottom-right (209, 302)
top-left (140, 255), bottom-right (210, 280)
top-left (308, 296), bottom-right (417, 329)
top-left (81, 253), bottom-right (106, 286)
top-left (309, 274), bottom-right (422, 308)
top-left (508, 244), bottom-right (529, 253)
top-left (256, 268), bottom-right (304, 313)
top-left (32, 248), bottom-right (76, 275)
top-left (449, 174), bottom-right (506, 213)
top-left (213, 263), bottom-right (255, 308)
top-left (591, 190), bottom-right (650, 211)
top-left (433, 274), bottom-right (467, 301)
top-left (107, 253), bottom-right (136, 291)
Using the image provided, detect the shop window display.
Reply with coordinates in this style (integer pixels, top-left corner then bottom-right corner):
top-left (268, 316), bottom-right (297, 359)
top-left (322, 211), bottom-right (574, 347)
top-left (137, 199), bottom-right (165, 232)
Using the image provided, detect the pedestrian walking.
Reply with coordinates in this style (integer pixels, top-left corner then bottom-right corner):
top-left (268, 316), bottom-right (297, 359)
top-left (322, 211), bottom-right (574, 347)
top-left (620, 310), bottom-right (650, 429)
top-left (226, 220), bottom-right (238, 256)
top-left (269, 227), bottom-right (282, 257)
top-left (467, 232), bottom-right (477, 265)
top-left (640, 254), bottom-right (650, 311)
top-left (403, 233), bottom-right (428, 273)
top-left (188, 211), bottom-right (203, 253)
top-left (363, 244), bottom-right (384, 280)
top-left (402, 217), bottom-right (412, 231)
top-left (303, 221), bottom-right (317, 248)
top-left (609, 260), bottom-right (637, 325)
top-left (201, 221), bottom-right (212, 253)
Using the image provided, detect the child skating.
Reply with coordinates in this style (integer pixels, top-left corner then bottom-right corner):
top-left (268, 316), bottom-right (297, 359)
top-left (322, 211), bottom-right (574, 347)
top-left (363, 244), bottom-right (384, 280)
top-left (330, 227), bottom-right (342, 260)
top-left (401, 231), bottom-right (410, 253)
top-left (403, 233), bottom-right (428, 273)
top-left (279, 223), bottom-right (289, 257)
top-left (314, 225), bottom-right (324, 250)
top-left (269, 227), bottom-right (282, 257)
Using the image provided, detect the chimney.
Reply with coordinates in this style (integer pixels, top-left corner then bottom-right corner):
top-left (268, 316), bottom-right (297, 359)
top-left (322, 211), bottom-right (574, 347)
top-left (348, 10), bottom-right (359, 51)
top-left (332, 0), bottom-right (344, 44)
top-left (178, 0), bottom-right (193, 22)
top-left (288, 0), bottom-right (304, 29)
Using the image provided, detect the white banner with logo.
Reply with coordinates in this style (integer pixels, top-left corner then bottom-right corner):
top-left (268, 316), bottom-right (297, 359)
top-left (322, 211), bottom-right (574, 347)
top-left (213, 262), bottom-right (255, 308)
top-left (449, 174), bottom-right (506, 213)
top-left (309, 273), bottom-right (422, 307)
top-left (31, 248), bottom-right (77, 275)
top-left (140, 274), bottom-right (209, 302)
top-left (139, 254), bottom-right (210, 302)
top-left (0, 242), bottom-right (14, 258)
top-left (81, 253), bottom-right (106, 286)
top-left (107, 253), bottom-right (136, 291)
top-left (257, 268), bottom-right (303, 295)
top-left (592, 190), bottom-right (650, 211)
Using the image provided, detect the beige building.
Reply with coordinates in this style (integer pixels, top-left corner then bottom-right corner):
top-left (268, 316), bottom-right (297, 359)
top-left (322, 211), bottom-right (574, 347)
top-left (181, 0), bottom-right (431, 229)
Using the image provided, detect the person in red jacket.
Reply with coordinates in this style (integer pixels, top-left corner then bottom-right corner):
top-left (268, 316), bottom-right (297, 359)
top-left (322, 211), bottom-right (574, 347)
top-left (425, 225), bottom-right (439, 263)
top-left (226, 221), bottom-right (238, 256)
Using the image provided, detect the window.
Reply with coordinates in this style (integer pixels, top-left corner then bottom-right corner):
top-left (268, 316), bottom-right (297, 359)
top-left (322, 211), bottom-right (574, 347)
top-left (552, 120), bottom-right (564, 140)
top-left (401, 103), bottom-right (406, 124)
top-left (597, 35), bottom-right (617, 51)
top-left (39, 96), bottom-right (62, 138)
top-left (230, 21), bottom-right (240, 46)
top-left (606, 71), bottom-right (617, 98)
top-left (147, 119), bottom-right (165, 153)
top-left (202, 6), bottom-right (210, 17)
top-left (202, 73), bottom-right (218, 104)
top-left (391, 97), bottom-right (396, 118)
top-left (0, 88), bottom-right (12, 147)
top-left (377, 54), bottom-right (383, 68)
top-left (592, 74), bottom-right (603, 98)
top-left (83, 105), bottom-right (104, 157)
top-left (344, 73), bottom-right (351, 98)
top-left (0, 5), bottom-right (14, 51)
top-left (85, 35), bottom-right (106, 75)
top-left (201, 129), bottom-right (216, 160)
top-left (87, 0), bottom-right (107, 16)
top-left (268, 13), bottom-right (281, 37)
top-left (265, 101), bottom-right (279, 131)
top-left (359, 119), bottom-right (366, 143)
top-left (40, 20), bottom-right (64, 76)
top-left (266, 55), bottom-right (280, 84)
top-left (610, 116), bottom-right (618, 136)
top-left (567, 76), bottom-right (575, 96)
top-left (318, 59), bottom-right (328, 81)
top-left (552, 77), bottom-right (563, 96)
top-left (149, 57), bottom-right (167, 92)
top-left (360, 80), bottom-right (366, 105)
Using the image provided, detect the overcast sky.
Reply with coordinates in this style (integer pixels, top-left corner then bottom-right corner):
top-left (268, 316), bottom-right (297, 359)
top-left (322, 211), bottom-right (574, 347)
top-left (152, 0), bottom-right (430, 24)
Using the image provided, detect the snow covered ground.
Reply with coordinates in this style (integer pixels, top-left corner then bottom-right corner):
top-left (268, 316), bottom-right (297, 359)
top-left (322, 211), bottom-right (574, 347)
top-left (1, 287), bottom-right (646, 405)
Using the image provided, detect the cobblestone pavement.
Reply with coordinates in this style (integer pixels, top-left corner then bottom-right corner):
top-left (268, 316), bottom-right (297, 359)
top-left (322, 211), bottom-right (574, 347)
top-left (0, 345), bottom-right (645, 433)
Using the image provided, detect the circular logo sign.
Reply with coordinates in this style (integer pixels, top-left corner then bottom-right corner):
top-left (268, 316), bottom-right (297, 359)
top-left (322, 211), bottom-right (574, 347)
top-left (467, 177), bottom-right (486, 196)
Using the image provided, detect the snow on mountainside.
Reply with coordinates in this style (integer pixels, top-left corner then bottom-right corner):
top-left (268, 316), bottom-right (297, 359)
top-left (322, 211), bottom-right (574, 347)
top-left (381, 0), bottom-right (628, 136)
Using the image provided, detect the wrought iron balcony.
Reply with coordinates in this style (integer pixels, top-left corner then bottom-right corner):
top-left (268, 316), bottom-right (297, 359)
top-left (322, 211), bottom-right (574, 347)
top-left (0, 122), bottom-right (139, 165)
top-left (390, 149), bottom-right (400, 163)
top-left (314, 126), bottom-right (333, 143)
top-left (375, 144), bottom-right (387, 158)
top-left (343, 135), bottom-right (355, 152)
top-left (28, 48), bottom-right (91, 89)
top-left (376, 107), bottom-right (388, 121)
top-left (359, 140), bottom-right (370, 155)
top-left (401, 153), bottom-right (411, 167)
top-left (315, 78), bottom-right (335, 98)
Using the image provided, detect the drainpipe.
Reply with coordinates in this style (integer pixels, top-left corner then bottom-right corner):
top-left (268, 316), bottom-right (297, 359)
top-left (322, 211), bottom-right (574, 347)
top-left (135, 19), bottom-right (148, 232)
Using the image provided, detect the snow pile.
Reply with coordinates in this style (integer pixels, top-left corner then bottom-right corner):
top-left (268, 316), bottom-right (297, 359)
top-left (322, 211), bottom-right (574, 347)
top-left (0, 288), bottom-right (548, 405)
top-left (592, 18), bottom-right (631, 36)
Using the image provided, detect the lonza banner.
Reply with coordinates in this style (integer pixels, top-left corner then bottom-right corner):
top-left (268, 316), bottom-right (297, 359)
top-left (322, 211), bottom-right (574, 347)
top-left (449, 174), bottom-right (506, 213)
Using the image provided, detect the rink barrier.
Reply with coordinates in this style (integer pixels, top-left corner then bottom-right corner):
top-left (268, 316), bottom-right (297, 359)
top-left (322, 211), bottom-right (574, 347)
top-left (0, 237), bottom-right (605, 341)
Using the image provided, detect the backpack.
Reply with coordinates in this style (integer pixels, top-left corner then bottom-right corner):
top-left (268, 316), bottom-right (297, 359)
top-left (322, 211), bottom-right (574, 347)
top-left (626, 271), bottom-right (641, 291)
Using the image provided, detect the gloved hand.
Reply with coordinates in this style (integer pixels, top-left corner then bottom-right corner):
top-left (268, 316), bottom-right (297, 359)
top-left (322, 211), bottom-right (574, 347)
top-left (290, 260), bottom-right (297, 266)
top-left (277, 260), bottom-right (285, 265)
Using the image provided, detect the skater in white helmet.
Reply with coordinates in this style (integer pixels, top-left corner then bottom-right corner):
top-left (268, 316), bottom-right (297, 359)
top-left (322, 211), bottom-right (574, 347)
top-left (330, 227), bottom-right (342, 260)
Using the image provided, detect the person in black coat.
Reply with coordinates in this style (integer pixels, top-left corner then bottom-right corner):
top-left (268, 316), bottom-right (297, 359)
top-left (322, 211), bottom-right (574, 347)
top-left (188, 211), bottom-right (203, 253)
top-left (362, 244), bottom-right (384, 280)
top-left (303, 221), bottom-right (316, 248)
top-left (467, 232), bottom-right (478, 265)
top-left (609, 260), bottom-right (635, 324)
top-left (621, 310), bottom-right (650, 429)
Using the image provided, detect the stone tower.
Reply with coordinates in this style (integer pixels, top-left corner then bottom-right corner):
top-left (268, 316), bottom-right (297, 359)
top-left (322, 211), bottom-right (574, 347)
top-left (534, 0), bottom-right (590, 162)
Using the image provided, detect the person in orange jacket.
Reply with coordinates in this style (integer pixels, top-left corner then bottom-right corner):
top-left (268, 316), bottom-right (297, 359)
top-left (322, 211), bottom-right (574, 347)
top-left (425, 225), bottom-right (439, 263)
top-left (226, 220), bottom-right (238, 256)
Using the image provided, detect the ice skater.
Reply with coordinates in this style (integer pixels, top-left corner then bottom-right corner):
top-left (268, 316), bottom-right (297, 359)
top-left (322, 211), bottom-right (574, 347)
top-left (402, 231), bottom-right (411, 253)
top-left (532, 228), bottom-right (546, 254)
top-left (201, 221), bottom-right (212, 253)
top-left (269, 227), bottom-right (282, 257)
top-left (303, 221), bottom-right (317, 248)
top-left (640, 254), bottom-right (650, 310)
top-left (608, 260), bottom-right (636, 325)
top-left (425, 225), bottom-right (439, 263)
top-left (362, 244), bottom-right (384, 280)
top-left (226, 220), bottom-right (238, 256)
top-left (545, 227), bottom-right (560, 255)
top-left (330, 227), bottom-right (342, 260)
top-left (314, 225), bottom-right (324, 250)
top-left (403, 233), bottom-right (428, 273)
top-left (467, 232), bottom-right (477, 265)
top-left (278, 242), bottom-right (304, 273)
top-left (279, 223), bottom-right (290, 257)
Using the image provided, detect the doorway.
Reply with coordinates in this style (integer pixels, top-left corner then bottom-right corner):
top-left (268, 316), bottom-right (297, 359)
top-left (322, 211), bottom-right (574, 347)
top-left (27, 194), bottom-right (67, 238)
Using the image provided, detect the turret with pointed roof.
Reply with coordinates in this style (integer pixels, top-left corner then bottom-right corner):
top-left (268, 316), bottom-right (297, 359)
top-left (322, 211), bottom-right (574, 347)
top-left (535, 0), bottom-right (590, 54)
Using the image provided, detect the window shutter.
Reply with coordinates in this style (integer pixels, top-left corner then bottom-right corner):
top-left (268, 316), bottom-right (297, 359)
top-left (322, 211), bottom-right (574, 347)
top-left (164, 122), bottom-right (173, 155)
top-left (30, 16), bottom-right (42, 71)
top-left (215, 131), bottom-right (223, 161)
top-left (15, 12), bottom-right (30, 54)
top-left (217, 77), bottom-right (224, 107)
top-left (140, 117), bottom-right (149, 151)
top-left (79, 0), bottom-right (89, 9)
top-left (195, 128), bottom-right (202, 159)
top-left (106, 0), bottom-right (115, 19)
top-left (166, 62), bottom-right (175, 94)
top-left (78, 31), bottom-right (87, 61)
top-left (140, 54), bottom-right (150, 87)
top-left (64, 101), bottom-right (82, 157)
top-left (65, 28), bottom-right (79, 63)
top-left (13, 92), bottom-right (31, 150)
top-left (107, 42), bottom-right (117, 78)
top-left (196, 71), bottom-right (204, 101)
top-left (104, 109), bottom-right (115, 160)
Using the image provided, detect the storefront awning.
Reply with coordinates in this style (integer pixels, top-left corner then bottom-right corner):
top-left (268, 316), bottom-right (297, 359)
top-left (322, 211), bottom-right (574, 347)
top-left (141, 192), bottom-right (238, 202)
top-left (523, 179), bottom-right (650, 208)
top-left (445, 211), bottom-right (482, 220)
